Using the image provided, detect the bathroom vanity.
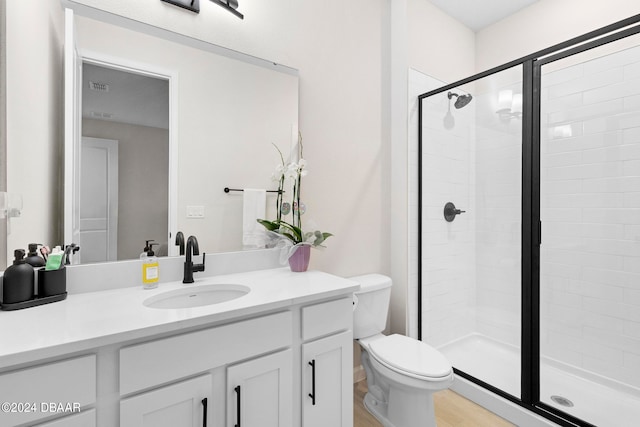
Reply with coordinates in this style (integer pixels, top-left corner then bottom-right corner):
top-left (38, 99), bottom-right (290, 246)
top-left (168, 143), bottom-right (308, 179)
top-left (0, 268), bottom-right (358, 427)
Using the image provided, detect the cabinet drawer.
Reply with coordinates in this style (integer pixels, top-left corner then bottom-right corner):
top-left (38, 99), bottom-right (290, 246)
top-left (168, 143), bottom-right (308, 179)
top-left (302, 297), bottom-right (352, 341)
top-left (120, 311), bottom-right (292, 395)
top-left (0, 355), bottom-right (96, 426)
top-left (34, 409), bottom-right (96, 427)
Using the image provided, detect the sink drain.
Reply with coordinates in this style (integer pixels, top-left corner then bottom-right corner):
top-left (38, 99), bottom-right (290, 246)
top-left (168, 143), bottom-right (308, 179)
top-left (550, 395), bottom-right (574, 407)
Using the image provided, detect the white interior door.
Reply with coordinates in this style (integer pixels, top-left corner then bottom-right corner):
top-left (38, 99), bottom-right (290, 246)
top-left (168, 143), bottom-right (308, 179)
top-left (79, 137), bottom-right (118, 263)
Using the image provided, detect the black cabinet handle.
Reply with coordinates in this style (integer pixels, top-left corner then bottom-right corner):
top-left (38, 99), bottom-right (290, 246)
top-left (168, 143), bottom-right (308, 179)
top-left (235, 385), bottom-right (241, 427)
top-left (201, 398), bottom-right (208, 427)
top-left (308, 360), bottom-right (316, 405)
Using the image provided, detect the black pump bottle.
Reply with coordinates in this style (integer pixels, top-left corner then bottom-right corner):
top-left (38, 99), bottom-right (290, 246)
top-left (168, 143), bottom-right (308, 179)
top-left (2, 249), bottom-right (35, 304)
top-left (25, 243), bottom-right (46, 268)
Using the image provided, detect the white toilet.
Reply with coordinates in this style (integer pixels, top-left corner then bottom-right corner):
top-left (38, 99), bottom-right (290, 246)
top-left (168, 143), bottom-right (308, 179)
top-left (352, 274), bottom-right (453, 427)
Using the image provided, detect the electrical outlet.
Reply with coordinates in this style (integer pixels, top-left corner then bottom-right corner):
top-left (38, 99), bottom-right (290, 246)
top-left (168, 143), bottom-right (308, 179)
top-left (186, 205), bottom-right (205, 218)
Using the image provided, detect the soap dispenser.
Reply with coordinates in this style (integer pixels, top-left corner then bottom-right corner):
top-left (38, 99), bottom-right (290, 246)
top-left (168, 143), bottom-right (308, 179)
top-left (25, 243), bottom-right (46, 268)
top-left (2, 249), bottom-right (35, 304)
top-left (141, 241), bottom-right (159, 289)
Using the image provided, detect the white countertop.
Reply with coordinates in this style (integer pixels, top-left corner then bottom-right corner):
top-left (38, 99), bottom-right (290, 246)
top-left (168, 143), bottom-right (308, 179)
top-left (0, 268), bottom-right (359, 369)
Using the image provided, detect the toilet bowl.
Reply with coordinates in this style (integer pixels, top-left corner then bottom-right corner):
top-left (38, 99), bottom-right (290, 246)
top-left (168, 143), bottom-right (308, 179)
top-left (352, 274), bottom-right (453, 427)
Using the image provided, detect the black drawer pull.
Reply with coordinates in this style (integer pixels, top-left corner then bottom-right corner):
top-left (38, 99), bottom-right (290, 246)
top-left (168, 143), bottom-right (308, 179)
top-left (235, 385), bottom-right (241, 427)
top-left (308, 360), bottom-right (316, 405)
top-left (201, 398), bottom-right (207, 427)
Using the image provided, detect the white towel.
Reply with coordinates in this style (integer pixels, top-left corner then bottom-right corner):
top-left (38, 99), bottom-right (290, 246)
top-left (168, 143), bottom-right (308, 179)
top-left (242, 189), bottom-right (267, 249)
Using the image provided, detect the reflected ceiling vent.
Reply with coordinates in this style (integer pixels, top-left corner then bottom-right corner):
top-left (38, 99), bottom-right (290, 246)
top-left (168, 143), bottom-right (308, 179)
top-left (90, 111), bottom-right (114, 120)
top-left (89, 81), bottom-right (110, 92)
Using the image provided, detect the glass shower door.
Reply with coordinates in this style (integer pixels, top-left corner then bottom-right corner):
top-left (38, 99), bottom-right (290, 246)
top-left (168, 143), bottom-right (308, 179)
top-left (538, 32), bottom-right (640, 426)
top-left (420, 65), bottom-right (523, 398)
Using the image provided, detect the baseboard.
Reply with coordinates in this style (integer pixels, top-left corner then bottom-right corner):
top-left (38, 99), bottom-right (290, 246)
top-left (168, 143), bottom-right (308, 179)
top-left (354, 364), bottom-right (366, 383)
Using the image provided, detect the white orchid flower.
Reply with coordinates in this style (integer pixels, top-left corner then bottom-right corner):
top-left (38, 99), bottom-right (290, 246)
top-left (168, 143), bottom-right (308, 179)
top-left (271, 164), bottom-right (285, 182)
top-left (286, 163), bottom-right (298, 179)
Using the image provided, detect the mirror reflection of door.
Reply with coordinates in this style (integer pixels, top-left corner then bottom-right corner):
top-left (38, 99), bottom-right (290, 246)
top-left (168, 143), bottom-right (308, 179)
top-left (80, 137), bottom-right (118, 263)
top-left (81, 62), bottom-right (169, 262)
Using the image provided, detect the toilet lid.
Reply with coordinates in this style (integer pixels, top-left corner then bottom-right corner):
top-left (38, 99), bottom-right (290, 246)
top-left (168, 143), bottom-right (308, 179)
top-left (368, 334), bottom-right (452, 379)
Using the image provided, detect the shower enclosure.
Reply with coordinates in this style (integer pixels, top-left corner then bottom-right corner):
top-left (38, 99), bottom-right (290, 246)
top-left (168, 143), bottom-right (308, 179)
top-left (418, 15), bottom-right (640, 427)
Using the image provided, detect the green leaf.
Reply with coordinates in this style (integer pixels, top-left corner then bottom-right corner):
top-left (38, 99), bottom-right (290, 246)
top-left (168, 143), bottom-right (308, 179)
top-left (278, 221), bottom-right (303, 242)
top-left (256, 219), bottom-right (279, 231)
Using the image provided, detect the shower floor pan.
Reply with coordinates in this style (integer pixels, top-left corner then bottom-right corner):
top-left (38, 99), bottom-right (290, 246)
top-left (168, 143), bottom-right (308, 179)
top-left (439, 333), bottom-right (640, 427)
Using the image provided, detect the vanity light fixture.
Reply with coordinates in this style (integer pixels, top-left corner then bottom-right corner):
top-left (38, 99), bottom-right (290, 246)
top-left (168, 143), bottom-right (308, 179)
top-left (161, 0), bottom-right (200, 14)
top-left (496, 89), bottom-right (522, 122)
top-left (210, 0), bottom-right (244, 19)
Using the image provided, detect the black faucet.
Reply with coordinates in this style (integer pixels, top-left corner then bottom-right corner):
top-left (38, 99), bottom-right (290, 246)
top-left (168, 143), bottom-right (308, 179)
top-left (183, 235), bottom-right (205, 283)
top-left (175, 231), bottom-right (185, 255)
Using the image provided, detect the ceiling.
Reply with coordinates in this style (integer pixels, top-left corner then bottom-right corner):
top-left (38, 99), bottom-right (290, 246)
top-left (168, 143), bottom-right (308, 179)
top-left (428, 0), bottom-right (540, 32)
top-left (82, 63), bottom-right (169, 130)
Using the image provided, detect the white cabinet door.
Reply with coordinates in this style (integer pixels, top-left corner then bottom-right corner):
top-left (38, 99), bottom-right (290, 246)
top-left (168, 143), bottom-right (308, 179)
top-left (120, 374), bottom-right (212, 427)
top-left (227, 349), bottom-right (293, 427)
top-left (302, 331), bottom-right (353, 427)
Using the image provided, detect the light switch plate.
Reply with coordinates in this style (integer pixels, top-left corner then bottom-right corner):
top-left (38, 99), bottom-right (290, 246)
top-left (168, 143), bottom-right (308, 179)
top-left (186, 205), bottom-right (205, 218)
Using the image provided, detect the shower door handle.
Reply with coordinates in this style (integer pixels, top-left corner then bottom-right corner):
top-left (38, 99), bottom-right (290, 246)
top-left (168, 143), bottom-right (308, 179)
top-left (444, 202), bottom-right (466, 222)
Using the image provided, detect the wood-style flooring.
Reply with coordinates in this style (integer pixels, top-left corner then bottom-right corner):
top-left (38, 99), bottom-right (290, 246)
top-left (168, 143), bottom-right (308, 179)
top-left (353, 380), bottom-right (515, 427)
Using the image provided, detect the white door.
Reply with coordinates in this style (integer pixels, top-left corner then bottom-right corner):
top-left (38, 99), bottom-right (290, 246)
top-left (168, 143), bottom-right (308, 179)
top-left (63, 8), bottom-right (82, 249)
top-left (227, 349), bottom-right (293, 427)
top-left (120, 375), bottom-right (211, 427)
top-left (302, 331), bottom-right (353, 427)
top-left (79, 137), bottom-right (118, 263)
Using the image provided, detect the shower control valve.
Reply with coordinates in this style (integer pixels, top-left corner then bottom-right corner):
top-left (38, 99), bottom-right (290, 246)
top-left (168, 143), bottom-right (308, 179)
top-left (444, 202), bottom-right (466, 222)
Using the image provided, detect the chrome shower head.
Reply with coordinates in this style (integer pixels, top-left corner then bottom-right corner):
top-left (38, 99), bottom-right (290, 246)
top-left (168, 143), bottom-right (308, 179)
top-left (448, 91), bottom-right (473, 109)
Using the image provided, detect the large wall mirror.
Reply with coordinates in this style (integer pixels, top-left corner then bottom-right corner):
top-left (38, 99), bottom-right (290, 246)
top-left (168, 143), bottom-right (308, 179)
top-left (5, 6), bottom-right (298, 265)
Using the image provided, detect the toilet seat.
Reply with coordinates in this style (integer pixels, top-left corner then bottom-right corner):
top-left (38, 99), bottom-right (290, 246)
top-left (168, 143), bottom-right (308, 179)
top-left (368, 334), bottom-right (452, 380)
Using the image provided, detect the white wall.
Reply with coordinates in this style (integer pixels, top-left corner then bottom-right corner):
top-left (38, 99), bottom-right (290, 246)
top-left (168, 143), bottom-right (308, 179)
top-left (476, 0), bottom-right (640, 72)
top-left (5, 0), bottom-right (64, 262)
top-left (408, 0), bottom-right (475, 84)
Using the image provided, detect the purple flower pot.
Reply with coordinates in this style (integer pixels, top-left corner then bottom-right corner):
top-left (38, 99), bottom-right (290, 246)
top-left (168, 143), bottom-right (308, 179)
top-left (288, 245), bottom-right (311, 272)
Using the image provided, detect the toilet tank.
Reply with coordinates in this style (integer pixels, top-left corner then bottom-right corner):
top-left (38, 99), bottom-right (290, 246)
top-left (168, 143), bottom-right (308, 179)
top-left (350, 274), bottom-right (392, 339)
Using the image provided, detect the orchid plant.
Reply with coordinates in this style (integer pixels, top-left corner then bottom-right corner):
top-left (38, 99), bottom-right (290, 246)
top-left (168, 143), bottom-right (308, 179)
top-left (257, 133), bottom-right (332, 248)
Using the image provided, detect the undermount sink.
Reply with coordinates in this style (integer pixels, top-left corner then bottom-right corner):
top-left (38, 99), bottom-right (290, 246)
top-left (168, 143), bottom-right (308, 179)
top-left (143, 284), bottom-right (250, 309)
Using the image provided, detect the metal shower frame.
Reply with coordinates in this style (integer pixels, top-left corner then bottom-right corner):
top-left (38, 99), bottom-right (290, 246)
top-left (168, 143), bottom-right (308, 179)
top-left (417, 13), bottom-right (640, 427)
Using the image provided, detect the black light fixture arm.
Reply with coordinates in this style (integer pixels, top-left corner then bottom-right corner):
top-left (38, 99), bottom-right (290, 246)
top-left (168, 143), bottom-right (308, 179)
top-left (210, 0), bottom-right (244, 19)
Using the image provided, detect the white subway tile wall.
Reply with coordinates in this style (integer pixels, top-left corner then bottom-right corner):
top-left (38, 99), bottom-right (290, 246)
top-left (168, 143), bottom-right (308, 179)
top-left (540, 43), bottom-right (640, 388)
top-left (418, 65), bottom-right (523, 359)
top-left (419, 81), bottom-right (477, 348)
